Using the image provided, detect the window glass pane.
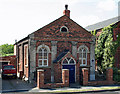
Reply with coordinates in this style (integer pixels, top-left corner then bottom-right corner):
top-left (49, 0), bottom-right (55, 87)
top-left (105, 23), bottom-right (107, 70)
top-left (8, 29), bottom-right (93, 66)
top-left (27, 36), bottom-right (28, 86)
top-left (80, 59), bottom-right (82, 65)
top-left (83, 60), bottom-right (86, 65)
top-left (38, 47), bottom-right (48, 66)
top-left (44, 49), bottom-right (47, 53)
top-left (63, 59), bottom-right (68, 64)
top-left (69, 59), bottom-right (75, 64)
top-left (44, 53), bottom-right (47, 59)
top-left (39, 48), bottom-right (42, 53)
top-left (44, 60), bottom-right (47, 66)
top-left (83, 53), bottom-right (86, 58)
top-left (83, 48), bottom-right (86, 53)
top-left (38, 53), bottom-right (42, 59)
top-left (79, 52), bottom-right (82, 58)
top-left (39, 60), bottom-right (42, 66)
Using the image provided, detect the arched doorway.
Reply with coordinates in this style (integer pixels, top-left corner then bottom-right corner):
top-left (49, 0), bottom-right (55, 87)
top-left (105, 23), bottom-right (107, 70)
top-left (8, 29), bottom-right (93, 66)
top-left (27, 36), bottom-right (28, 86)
top-left (62, 57), bottom-right (76, 83)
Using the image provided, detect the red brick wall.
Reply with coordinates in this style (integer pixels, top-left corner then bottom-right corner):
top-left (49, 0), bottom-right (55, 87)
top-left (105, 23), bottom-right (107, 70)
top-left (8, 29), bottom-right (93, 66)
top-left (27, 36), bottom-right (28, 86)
top-left (36, 68), bottom-right (51, 83)
top-left (114, 46), bottom-right (120, 68)
top-left (82, 68), bottom-right (114, 86)
top-left (37, 69), bottom-right (69, 88)
top-left (54, 63), bottom-right (62, 83)
top-left (34, 16), bottom-right (92, 40)
top-left (57, 41), bottom-right (72, 55)
top-left (113, 28), bottom-right (120, 41)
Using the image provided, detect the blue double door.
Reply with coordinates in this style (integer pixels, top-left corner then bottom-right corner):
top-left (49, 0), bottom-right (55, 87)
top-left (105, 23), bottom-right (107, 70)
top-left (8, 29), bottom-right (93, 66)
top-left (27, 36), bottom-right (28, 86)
top-left (62, 65), bottom-right (75, 83)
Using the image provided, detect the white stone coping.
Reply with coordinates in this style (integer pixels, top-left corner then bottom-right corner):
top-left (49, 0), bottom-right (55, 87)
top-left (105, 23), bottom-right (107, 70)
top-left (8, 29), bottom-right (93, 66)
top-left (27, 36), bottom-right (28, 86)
top-left (37, 69), bottom-right (44, 72)
top-left (82, 68), bottom-right (88, 70)
top-left (62, 69), bottom-right (69, 71)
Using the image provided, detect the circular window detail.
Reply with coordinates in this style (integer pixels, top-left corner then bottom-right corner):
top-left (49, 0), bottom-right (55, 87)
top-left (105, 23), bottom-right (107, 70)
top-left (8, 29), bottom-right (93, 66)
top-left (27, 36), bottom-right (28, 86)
top-left (60, 26), bottom-right (68, 33)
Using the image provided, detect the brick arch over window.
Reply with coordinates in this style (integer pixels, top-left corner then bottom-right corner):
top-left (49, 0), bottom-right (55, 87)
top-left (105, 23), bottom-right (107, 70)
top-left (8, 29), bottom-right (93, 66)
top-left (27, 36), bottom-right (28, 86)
top-left (78, 45), bottom-right (89, 66)
top-left (37, 44), bottom-right (50, 67)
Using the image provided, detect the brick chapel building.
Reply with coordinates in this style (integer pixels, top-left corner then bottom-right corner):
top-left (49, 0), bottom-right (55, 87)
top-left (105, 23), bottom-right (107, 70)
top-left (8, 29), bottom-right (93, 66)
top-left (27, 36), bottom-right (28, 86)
top-left (15, 5), bottom-right (95, 84)
top-left (86, 16), bottom-right (120, 69)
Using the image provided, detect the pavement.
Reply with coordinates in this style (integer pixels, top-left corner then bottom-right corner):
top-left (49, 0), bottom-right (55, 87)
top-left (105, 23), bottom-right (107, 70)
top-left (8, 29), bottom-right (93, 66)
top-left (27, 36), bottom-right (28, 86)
top-left (2, 78), bottom-right (120, 93)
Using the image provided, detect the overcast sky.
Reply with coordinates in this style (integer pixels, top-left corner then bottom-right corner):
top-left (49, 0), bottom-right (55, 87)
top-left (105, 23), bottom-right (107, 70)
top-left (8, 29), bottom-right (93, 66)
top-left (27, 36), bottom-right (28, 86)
top-left (0, 0), bottom-right (119, 45)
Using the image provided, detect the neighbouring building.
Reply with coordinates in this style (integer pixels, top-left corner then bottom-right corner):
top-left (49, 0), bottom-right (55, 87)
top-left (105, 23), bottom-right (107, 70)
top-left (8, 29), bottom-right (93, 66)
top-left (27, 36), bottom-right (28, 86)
top-left (15, 5), bottom-right (96, 85)
top-left (86, 16), bottom-right (120, 69)
top-left (0, 55), bottom-right (16, 67)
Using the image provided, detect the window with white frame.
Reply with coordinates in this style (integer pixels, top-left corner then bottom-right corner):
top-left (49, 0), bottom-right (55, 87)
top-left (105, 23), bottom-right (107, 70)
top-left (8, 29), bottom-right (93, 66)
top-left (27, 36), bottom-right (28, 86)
top-left (60, 26), bottom-right (68, 33)
top-left (62, 57), bottom-right (75, 65)
top-left (79, 47), bottom-right (87, 66)
top-left (38, 47), bottom-right (48, 66)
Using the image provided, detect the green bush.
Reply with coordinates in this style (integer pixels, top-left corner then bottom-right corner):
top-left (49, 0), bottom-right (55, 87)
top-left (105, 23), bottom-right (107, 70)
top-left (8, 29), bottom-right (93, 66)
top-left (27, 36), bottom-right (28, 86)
top-left (118, 70), bottom-right (120, 75)
top-left (113, 67), bottom-right (120, 82)
top-left (114, 75), bottom-right (120, 82)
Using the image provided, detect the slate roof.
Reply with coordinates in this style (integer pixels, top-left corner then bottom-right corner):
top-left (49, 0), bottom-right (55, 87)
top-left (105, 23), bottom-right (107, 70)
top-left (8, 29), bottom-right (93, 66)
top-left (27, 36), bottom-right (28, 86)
top-left (85, 16), bottom-right (120, 31)
top-left (53, 49), bottom-right (69, 63)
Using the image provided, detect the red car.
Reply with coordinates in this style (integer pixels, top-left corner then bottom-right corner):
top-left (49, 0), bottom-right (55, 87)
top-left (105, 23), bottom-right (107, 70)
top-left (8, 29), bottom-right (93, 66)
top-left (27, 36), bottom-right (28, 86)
top-left (2, 64), bottom-right (17, 78)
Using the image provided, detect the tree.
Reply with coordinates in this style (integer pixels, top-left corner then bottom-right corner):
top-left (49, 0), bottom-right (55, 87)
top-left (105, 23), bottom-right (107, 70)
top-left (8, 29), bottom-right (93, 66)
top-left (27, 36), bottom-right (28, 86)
top-left (95, 25), bottom-right (115, 72)
top-left (0, 44), bottom-right (14, 56)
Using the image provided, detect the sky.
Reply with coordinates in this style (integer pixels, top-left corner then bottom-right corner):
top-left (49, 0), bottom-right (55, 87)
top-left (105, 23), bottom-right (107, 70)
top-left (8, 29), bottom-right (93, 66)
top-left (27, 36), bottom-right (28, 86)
top-left (0, 0), bottom-right (119, 45)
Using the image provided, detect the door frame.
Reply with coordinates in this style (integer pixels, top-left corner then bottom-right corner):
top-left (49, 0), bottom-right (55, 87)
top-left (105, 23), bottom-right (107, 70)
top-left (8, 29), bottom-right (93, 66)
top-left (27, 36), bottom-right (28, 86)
top-left (62, 57), bottom-right (76, 83)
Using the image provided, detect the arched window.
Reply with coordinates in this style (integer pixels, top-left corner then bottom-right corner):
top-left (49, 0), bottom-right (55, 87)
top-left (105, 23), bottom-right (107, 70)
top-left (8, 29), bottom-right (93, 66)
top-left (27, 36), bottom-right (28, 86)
top-left (62, 57), bottom-right (76, 65)
top-left (78, 45), bottom-right (88, 66)
top-left (60, 26), bottom-right (68, 33)
top-left (38, 47), bottom-right (48, 66)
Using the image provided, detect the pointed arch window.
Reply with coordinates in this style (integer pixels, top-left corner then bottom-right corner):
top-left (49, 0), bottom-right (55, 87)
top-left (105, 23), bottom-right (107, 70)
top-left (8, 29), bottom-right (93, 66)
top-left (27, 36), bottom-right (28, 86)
top-left (79, 46), bottom-right (88, 66)
top-left (60, 26), bottom-right (68, 33)
top-left (62, 57), bottom-right (76, 65)
top-left (38, 47), bottom-right (48, 66)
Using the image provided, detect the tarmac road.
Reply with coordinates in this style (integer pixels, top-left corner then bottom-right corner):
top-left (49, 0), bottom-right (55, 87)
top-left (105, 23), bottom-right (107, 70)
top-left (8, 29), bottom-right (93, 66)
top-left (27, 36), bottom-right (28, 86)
top-left (2, 78), bottom-right (35, 92)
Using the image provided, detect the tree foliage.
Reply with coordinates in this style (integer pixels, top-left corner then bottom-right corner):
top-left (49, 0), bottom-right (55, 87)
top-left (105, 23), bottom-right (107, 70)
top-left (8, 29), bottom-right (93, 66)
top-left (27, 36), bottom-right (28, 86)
top-left (91, 30), bottom-right (97, 36)
top-left (95, 25), bottom-right (115, 72)
top-left (0, 44), bottom-right (14, 57)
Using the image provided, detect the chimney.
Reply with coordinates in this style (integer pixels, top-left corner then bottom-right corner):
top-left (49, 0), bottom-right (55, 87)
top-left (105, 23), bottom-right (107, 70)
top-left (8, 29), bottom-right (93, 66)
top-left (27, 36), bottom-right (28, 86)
top-left (63, 5), bottom-right (70, 17)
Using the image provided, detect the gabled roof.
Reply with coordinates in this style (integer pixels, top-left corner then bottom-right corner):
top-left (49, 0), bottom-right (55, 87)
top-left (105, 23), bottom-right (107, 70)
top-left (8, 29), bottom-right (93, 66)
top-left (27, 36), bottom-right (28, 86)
top-left (53, 49), bottom-right (69, 63)
top-left (85, 16), bottom-right (120, 31)
top-left (34, 15), bottom-right (93, 39)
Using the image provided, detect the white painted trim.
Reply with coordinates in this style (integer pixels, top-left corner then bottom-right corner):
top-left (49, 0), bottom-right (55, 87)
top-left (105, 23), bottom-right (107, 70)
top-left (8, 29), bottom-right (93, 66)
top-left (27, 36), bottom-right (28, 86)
top-left (60, 26), bottom-right (69, 33)
top-left (0, 61), bottom-right (10, 63)
top-left (62, 57), bottom-right (76, 65)
top-left (37, 69), bottom-right (44, 72)
top-left (78, 44), bottom-right (89, 53)
top-left (37, 44), bottom-right (50, 53)
top-left (37, 45), bottom-right (49, 67)
top-left (78, 45), bottom-right (88, 66)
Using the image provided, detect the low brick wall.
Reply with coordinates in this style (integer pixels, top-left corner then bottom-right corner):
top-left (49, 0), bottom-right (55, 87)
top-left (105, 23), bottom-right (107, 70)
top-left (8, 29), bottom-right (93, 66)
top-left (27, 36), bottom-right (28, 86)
top-left (82, 68), bottom-right (114, 86)
top-left (37, 69), bottom-right (69, 88)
